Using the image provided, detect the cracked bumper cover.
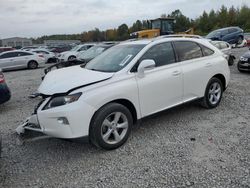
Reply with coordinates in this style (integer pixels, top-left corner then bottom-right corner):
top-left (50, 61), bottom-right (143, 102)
top-left (16, 98), bottom-right (97, 139)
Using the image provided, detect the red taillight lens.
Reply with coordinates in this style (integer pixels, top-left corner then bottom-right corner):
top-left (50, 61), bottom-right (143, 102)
top-left (0, 73), bottom-right (5, 83)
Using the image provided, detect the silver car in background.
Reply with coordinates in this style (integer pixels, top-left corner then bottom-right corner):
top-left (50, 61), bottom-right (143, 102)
top-left (0, 50), bottom-right (45, 71)
top-left (31, 49), bottom-right (57, 64)
top-left (210, 40), bottom-right (235, 66)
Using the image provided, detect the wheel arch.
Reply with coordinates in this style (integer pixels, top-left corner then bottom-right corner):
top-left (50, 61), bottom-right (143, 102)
top-left (27, 60), bottom-right (38, 67)
top-left (90, 98), bottom-right (138, 126)
top-left (212, 74), bottom-right (226, 91)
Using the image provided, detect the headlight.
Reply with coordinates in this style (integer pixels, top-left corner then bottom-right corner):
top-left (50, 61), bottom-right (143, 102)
top-left (240, 57), bottom-right (248, 62)
top-left (43, 92), bottom-right (82, 110)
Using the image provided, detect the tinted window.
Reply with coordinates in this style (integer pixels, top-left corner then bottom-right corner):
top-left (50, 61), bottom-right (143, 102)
top-left (221, 29), bottom-right (229, 36)
top-left (34, 50), bottom-right (49, 54)
top-left (140, 42), bottom-right (176, 67)
top-left (229, 28), bottom-right (238, 33)
top-left (0, 52), bottom-right (18, 59)
top-left (200, 45), bottom-right (214, 56)
top-left (174, 41), bottom-right (203, 61)
top-left (18, 52), bottom-right (33, 56)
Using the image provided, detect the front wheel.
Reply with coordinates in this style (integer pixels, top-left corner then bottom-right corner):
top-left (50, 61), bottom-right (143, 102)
top-left (201, 77), bottom-right (223, 109)
top-left (89, 103), bottom-right (133, 150)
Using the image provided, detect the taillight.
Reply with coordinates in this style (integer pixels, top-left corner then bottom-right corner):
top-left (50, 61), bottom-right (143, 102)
top-left (0, 73), bottom-right (5, 83)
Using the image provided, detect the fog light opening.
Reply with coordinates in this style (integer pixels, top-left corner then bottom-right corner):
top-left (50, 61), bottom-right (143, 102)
top-left (57, 117), bottom-right (69, 125)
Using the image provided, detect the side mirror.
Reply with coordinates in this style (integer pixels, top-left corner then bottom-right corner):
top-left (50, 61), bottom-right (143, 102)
top-left (137, 59), bottom-right (155, 77)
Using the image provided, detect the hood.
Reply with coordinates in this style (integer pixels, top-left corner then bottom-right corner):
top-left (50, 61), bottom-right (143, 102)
top-left (242, 51), bottom-right (250, 58)
top-left (38, 66), bottom-right (114, 95)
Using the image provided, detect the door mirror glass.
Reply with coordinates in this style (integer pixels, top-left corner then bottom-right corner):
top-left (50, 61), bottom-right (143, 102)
top-left (137, 59), bottom-right (155, 77)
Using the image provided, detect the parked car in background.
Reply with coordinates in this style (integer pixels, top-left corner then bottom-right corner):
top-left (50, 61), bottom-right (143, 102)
top-left (76, 44), bottom-right (115, 64)
top-left (17, 37), bottom-right (230, 150)
top-left (0, 69), bottom-right (11, 104)
top-left (0, 50), bottom-right (45, 71)
top-left (21, 46), bottom-right (38, 51)
top-left (244, 33), bottom-right (250, 46)
top-left (48, 45), bottom-right (72, 54)
top-left (238, 51), bottom-right (250, 72)
top-left (0, 47), bottom-right (15, 53)
top-left (210, 40), bottom-right (235, 66)
top-left (58, 44), bottom-right (95, 62)
top-left (206, 27), bottom-right (244, 45)
top-left (31, 49), bottom-right (57, 63)
top-left (43, 44), bottom-right (114, 76)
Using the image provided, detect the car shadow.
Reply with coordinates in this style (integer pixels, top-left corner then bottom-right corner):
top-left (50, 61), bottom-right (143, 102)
top-left (12, 100), bottom-right (204, 157)
top-left (2, 66), bottom-right (45, 73)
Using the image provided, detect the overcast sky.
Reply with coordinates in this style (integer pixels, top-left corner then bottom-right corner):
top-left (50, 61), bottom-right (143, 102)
top-left (0, 0), bottom-right (250, 39)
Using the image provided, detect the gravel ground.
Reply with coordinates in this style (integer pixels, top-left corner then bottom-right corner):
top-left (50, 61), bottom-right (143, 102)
top-left (0, 48), bottom-right (249, 188)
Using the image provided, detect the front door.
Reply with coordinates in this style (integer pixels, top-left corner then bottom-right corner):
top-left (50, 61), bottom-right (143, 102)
top-left (136, 42), bottom-right (183, 117)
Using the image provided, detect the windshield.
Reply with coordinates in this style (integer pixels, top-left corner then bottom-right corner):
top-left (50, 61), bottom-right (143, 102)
top-left (152, 20), bottom-right (161, 29)
top-left (79, 46), bottom-right (105, 59)
top-left (70, 45), bottom-right (80, 51)
top-left (85, 44), bottom-right (145, 72)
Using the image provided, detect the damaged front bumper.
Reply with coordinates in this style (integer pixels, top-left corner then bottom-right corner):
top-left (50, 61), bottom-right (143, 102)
top-left (16, 114), bottom-right (42, 135)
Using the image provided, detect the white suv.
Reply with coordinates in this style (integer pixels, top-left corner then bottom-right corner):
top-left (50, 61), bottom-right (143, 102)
top-left (17, 37), bottom-right (230, 150)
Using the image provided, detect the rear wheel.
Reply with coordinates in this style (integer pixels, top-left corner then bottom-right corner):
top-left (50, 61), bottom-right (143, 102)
top-left (201, 77), bottom-right (223, 109)
top-left (89, 103), bottom-right (133, 150)
top-left (28, 61), bottom-right (38, 69)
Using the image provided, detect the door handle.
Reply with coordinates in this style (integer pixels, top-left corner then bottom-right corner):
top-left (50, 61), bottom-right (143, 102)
top-left (205, 63), bottom-right (212, 67)
top-left (172, 70), bottom-right (181, 76)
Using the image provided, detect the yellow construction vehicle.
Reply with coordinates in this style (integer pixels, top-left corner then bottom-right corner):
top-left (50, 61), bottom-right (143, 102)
top-left (130, 18), bottom-right (194, 39)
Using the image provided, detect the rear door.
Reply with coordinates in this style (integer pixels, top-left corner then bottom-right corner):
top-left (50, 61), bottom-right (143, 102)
top-left (0, 52), bottom-right (19, 69)
top-left (136, 42), bottom-right (183, 117)
top-left (16, 52), bottom-right (33, 67)
top-left (173, 41), bottom-right (214, 101)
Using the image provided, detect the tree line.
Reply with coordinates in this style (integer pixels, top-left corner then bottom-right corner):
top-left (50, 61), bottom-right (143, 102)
top-left (33, 5), bottom-right (250, 44)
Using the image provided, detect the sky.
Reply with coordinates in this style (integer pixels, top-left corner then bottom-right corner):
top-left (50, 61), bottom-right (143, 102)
top-left (0, 0), bottom-right (250, 39)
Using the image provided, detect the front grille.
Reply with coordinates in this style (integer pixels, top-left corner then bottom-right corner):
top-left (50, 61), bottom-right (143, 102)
top-left (33, 99), bottom-right (45, 114)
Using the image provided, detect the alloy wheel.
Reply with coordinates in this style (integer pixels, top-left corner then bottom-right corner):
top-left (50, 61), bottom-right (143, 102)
top-left (101, 112), bottom-right (128, 145)
top-left (208, 82), bottom-right (222, 105)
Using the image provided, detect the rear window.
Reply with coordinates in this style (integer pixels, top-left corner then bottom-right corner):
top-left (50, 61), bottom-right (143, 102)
top-left (174, 41), bottom-right (203, 61)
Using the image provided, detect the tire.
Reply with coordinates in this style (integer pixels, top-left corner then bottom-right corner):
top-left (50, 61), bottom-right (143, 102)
top-left (89, 103), bottom-right (133, 150)
top-left (237, 36), bottom-right (243, 45)
top-left (27, 61), bottom-right (38, 69)
top-left (201, 77), bottom-right (223, 109)
top-left (68, 56), bottom-right (76, 61)
top-left (47, 58), bottom-right (54, 64)
top-left (228, 56), bottom-right (234, 66)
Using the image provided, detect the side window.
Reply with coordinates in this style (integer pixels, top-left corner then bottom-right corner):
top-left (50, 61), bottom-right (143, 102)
top-left (200, 44), bottom-right (214, 56)
top-left (18, 52), bottom-right (32, 56)
top-left (229, 28), bottom-right (237, 33)
top-left (79, 46), bottom-right (87, 51)
top-left (140, 42), bottom-right (176, 67)
top-left (221, 29), bottom-right (229, 36)
top-left (0, 52), bottom-right (18, 59)
top-left (87, 45), bottom-right (93, 50)
top-left (174, 41), bottom-right (203, 61)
